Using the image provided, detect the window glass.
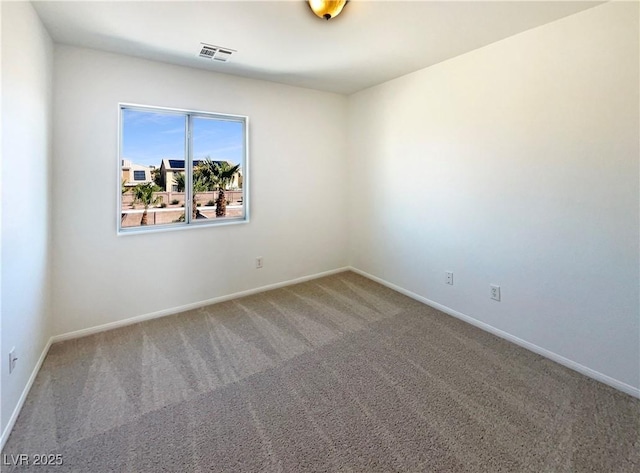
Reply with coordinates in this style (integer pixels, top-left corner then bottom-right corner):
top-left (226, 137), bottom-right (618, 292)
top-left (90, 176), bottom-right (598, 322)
top-left (133, 170), bottom-right (146, 181)
top-left (120, 109), bottom-right (186, 229)
top-left (191, 117), bottom-right (245, 221)
top-left (119, 106), bottom-right (247, 233)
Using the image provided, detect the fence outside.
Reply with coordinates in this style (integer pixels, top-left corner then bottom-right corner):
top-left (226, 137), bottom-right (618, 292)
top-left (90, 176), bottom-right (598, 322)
top-left (122, 190), bottom-right (243, 207)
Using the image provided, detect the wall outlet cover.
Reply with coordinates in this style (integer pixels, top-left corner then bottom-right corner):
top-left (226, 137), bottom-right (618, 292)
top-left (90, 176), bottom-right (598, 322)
top-left (446, 271), bottom-right (454, 285)
top-left (9, 347), bottom-right (17, 374)
top-left (490, 284), bottom-right (501, 301)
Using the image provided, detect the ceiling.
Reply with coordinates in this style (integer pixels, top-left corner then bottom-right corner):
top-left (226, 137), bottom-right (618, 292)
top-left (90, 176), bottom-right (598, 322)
top-left (32, 0), bottom-right (602, 95)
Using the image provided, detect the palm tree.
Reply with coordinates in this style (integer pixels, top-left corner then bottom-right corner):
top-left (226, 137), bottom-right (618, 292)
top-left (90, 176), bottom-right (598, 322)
top-left (193, 159), bottom-right (217, 191)
top-left (173, 172), bottom-right (186, 192)
top-left (173, 169), bottom-right (208, 219)
top-left (197, 159), bottom-right (240, 217)
top-left (121, 179), bottom-right (130, 223)
top-left (132, 182), bottom-right (161, 225)
top-left (151, 167), bottom-right (163, 188)
top-left (173, 160), bottom-right (239, 219)
top-left (192, 175), bottom-right (208, 219)
top-left (213, 161), bottom-right (240, 217)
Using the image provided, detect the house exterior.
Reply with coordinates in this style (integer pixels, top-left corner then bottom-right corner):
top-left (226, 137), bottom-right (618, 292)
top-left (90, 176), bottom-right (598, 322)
top-left (159, 158), bottom-right (242, 191)
top-left (121, 159), bottom-right (155, 188)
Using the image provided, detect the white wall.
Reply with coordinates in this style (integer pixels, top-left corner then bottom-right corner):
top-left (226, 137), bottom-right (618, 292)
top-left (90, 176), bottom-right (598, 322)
top-left (3, 5), bottom-right (637, 437)
top-left (348, 2), bottom-right (639, 390)
top-left (1, 1), bottom-right (53, 437)
top-left (52, 46), bottom-right (349, 335)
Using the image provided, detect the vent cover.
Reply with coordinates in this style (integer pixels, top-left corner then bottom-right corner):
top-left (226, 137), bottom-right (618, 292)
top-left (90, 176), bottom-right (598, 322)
top-left (199, 45), bottom-right (216, 58)
top-left (198, 43), bottom-right (235, 62)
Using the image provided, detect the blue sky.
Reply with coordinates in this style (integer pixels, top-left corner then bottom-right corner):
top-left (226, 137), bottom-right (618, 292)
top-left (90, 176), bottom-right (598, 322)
top-left (122, 109), bottom-right (243, 168)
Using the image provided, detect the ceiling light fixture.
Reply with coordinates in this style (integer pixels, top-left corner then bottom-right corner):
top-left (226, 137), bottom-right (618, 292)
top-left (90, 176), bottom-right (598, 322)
top-left (308, 0), bottom-right (348, 20)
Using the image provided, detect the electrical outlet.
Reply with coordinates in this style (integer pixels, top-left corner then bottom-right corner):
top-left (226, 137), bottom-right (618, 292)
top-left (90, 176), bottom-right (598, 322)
top-left (256, 257), bottom-right (263, 269)
top-left (8, 347), bottom-right (17, 374)
top-left (445, 271), bottom-right (454, 285)
top-left (490, 284), bottom-right (501, 301)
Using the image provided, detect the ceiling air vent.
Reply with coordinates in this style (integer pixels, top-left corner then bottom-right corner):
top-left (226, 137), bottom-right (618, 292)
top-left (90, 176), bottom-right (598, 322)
top-left (214, 49), bottom-right (233, 62)
top-left (198, 43), bottom-right (235, 62)
top-left (199, 45), bottom-right (216, 59)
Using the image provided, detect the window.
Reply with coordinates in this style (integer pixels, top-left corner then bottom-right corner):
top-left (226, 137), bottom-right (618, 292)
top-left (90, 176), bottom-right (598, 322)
top-left (119, 104), bottom-right (248, 233)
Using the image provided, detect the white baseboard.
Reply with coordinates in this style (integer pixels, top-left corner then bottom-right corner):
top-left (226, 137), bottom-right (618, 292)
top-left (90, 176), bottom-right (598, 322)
top-left (349, 266), bottom-right (640, 399)
top-left (0, 337), bottom-right (53, 451)
top-left (51, 267), bottom-right (351, 343)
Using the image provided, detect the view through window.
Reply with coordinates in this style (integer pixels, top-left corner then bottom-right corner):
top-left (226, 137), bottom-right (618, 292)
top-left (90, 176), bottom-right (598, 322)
top-left (119, 105), bottom-right (247, 232)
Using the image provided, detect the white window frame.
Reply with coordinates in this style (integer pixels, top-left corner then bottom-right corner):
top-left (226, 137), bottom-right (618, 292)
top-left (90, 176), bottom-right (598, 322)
top-left (117, 103), bottom-right (249, 235)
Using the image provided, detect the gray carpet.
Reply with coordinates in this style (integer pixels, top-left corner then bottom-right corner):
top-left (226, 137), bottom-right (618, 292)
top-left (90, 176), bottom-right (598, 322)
top-left (2, 271), bottom-right (639, 472)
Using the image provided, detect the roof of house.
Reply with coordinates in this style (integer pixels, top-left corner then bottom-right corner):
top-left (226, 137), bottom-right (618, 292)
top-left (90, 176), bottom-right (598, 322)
top-left (168, 159), bottom-right (200, 169)
top-left (162, 159), bottom-right (229, 170)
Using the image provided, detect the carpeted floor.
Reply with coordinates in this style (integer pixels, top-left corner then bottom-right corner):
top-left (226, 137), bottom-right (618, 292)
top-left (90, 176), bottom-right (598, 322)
top-left (2, 271), bottom-right (639, 472)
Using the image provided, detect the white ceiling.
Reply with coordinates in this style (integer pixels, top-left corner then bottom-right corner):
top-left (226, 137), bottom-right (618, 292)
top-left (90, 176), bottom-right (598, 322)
top-left (32, 0), bottom-right (602, 95)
